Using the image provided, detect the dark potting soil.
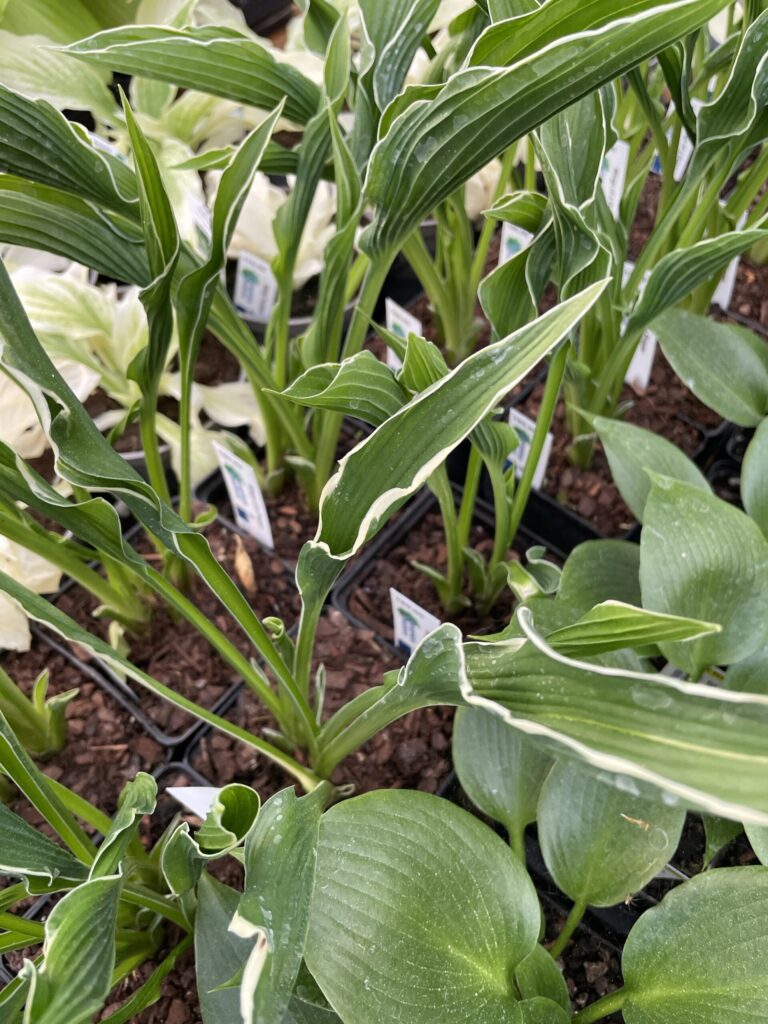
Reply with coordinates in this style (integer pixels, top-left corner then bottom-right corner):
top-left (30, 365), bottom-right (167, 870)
top-left (544, 901), bottom-right (623, 1023)
top-left (519, 354), bottom-right (723, 537)
top-left (729, 256), bottom-right (768, 330)
top-left (56, 520), bottom-right (300, 735)
top-left (190, 608), bottom-right (453, 798)
top-left (346, 509), bottom-right (529, 641)
top-left (2, 640), bottom-right (164, 826)
top-left (195, 331), bottom-right (242, 387)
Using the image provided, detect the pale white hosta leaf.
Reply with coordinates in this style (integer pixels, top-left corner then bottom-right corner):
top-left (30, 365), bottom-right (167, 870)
top-left (0, 30), bottom-right (115, 119)
top-left (156, 137), bottom-right (208, 248)
top-left (709, 2), bottom-right (741, 42)
top-left (161, 371), bottom-right (266, 445)
top-left (0, 357), bottom-right (99, 457)
top-left (464, 158), bottom-right (504, 221)
top-left (0, 245), bottom-right (79, 276)
top-left (211, 170), bottom-right (337, 289)
top-left (0, 537), bottom-right (63, 652)
top-left (155, 413), bottom-right (246, 487)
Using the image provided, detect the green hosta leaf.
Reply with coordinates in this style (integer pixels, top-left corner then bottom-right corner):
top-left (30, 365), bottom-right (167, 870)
top-left (519, 998), bottom-right (570, 1024)
top-left (63, 25), bottom-right (321, 125)
top-left (22, 874), bottom-right (121, 1024)
top-left (688, 10), bottom-right (768, 183)
top-left (594, 417), bottom-right (710, 522)
top-left (621, 868), bottom-right (768, 1023)
top-left (640, 476), bottom-right (768, 677)
top-left (514, 945), bottom-right (569, 1011)
top-left (0, 86), bottom-right (137, 213)
top-left (626, 228), bottom-right (768, 335)
top-left (0, 32), bottom-right (115, 119)
top-left (453, 707), bottom-right (552, 850)
top-left (702, 814), bottom-right (743, 866)
top-left (195, 873), bottom-right (251, 1024)
top-left (724, 638), bottom-right (768, 695)
top-left (463, 608), bottom-right (768, 825)
top-left (544, 600), bottom-right (720, 657)
top-left (305, 790), bottom-right (540, 1024)
top-left (0, 0), bottom-right (105, 42)
top-left (557, 540), bottom-right (641, 613)
top-left (313, 281), bottom-right (605, 561)
top-left (742, 418), bottom-right (768, 538)
top-left (538, 760), bottom-right (684, 907)
top-left (361, 0), bottom-right (727, 259)
top-left (485, 191), bottom-right (548, 232)
top-left (747, 826), bottom-right (768, 864)
top-left (235, 785), bottom-right (329, 1024)
top-left (654, 310), bottom-right (768, 426)
top-left (0, 802), bottom-right (87, 887)
top-left (90, 773), bottom-right (156, 879)
top-left (280, 352), bottom-right (407, 427)
top-left (0, 175), bottom-right (147, 283)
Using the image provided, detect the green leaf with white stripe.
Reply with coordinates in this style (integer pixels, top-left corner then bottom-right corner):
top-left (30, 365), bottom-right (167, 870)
top-left (626, 228), bottom-right (768, 335)
top-left (63, 25), bottom-right (321, 125)
top-left (90, 773), bottom-right (156, 879)
top-left (305, 790), bottom-right (540, 1024)
top-left (653, 309), bottom-right (768, 427)
top-left (544, 601), bottom-right (720, 657)
top-left (361, 0), bottom-right (728, 260)
top-left (640, 476), bottom-right (768, 678)
top-left (21, 874), bottom-right (121, 1024)
top-left (594, 416), bottom-right (711, 522)
top-left (0, 803), bottom-right (87, 888)
top-left (279, 352), bottom-right (407, 427)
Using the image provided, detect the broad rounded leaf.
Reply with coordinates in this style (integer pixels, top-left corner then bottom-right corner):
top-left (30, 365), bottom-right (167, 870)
top-left (453, 706), bottom-right (553, 850)
top-left (538, 761), bottom-right (684, 907)
top-left (742, 418), bottom-right (768, 539)
top-left (558, 540), bottom-right (641, 613)
top-left (594, 416), bottom-right (710, 522)
top-left (640, 476), bottom-right (768, 677)
top-left (514, 945), bottom-right (570, 1011)
top-left (747, 825), bottom-right (768, 865)
top-left (306, 790), bottom-right (540, 1024)
top-left (622, 868), bottom-right (768, 1023)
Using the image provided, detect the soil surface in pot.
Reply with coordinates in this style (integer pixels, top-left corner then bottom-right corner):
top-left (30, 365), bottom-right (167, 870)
top-left (1, 639), bottom-right (165, 831)
top-left (519, 353), bottom-right (723, 537)
top-left (544, 901), bottom-right (623, 1023)
top-left (57, 518), bottom-right (300, 736)
top-left (345, 509), bottom-right (533, 641)
top-left (190, 608), bottom-right (453, 798)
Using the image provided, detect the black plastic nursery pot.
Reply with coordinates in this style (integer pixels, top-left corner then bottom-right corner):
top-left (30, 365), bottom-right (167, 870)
top-left (332, 484), bottom-right (568, 660)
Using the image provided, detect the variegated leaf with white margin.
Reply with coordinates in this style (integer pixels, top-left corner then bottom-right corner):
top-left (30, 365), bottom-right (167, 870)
top-left (361, 0), bottom-right (729, 260)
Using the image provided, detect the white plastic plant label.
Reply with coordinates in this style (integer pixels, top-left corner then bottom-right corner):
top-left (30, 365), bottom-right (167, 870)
top-left (234, 251), bottom-right (278, 321)
top-left (88, 131), bottom-right (126, 162)
top-left (600, 140), bottom-right (630, 219)
top-left (650, 99), bottom-right (703, 178)
top-left (505, 408), bottom-right (553, 491)
top-left (661, 662), bottom-right (725, 687)
top-left (713, 211), bottom-right (747, 310)
top-left (499, 221), bottom-right (534, 266)
top-left (390, 588), bottom-right (441, 656)
top-left (623, 261), bottom-right (657, 392)
top-left (167, 786), bottom-right (221, 819)
top-left (213, 442), bottom-right (274, 549)
top-left (384, 297), bottom-right (421, 371)
top-left (189, 196), bottom-right (212, 253)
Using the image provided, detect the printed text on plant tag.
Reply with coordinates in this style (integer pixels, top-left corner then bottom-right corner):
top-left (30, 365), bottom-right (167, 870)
top-left (499, 221), bottom-right (534, 266)
top-left (506, 408), bottom-right (553, 491)
top-left (213, 442), bottom-right (274, 549)
top-left (234, 251), bottom-right (278, 321)
top-left (390, 588), bottom-right (441, 656)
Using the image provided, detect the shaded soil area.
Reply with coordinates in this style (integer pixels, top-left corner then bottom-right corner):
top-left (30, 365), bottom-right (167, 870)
top-left (519, 354), bottom-right (723, 537)
top-left (56, 519), bottom-right (300, 737)
top-left (2, 638), bottom-right (164, 827)
top-left (189, 607), bottom-right (453, 798)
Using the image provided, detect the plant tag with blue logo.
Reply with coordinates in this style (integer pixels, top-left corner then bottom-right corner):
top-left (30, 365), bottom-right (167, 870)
top-left (499, 221), bottom-right (534, 265)
top-left (234, 251), bottom-right (278, 321)
top-left (384, 298), bottom-right (421, 371)
top-left (505, 408), bottom-right (553, 491)
top-left (213, 442), bottom-right (274, 549)
top-left (390, 588), bottom-right (441, 656)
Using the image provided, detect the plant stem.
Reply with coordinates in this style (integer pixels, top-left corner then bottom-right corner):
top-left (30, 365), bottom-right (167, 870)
top-left (572, 989), bottom-right (627, 1023)
top-left (457, 447), bottom-right (482, 550)
top-left (549, 898), bottom-right (587, 959)
top-left (138, 393), bottom-right (172, 507)
top-left (507, 342), bottom-right (568, 541)
top-left (429, 467), bottom-right (464, 611)
top-left (0, 913), bottom-right (44, 939)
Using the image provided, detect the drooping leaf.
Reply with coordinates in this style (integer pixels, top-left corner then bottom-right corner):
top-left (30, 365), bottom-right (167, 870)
top-left (640, 476), bottom-right (768, 678)
top-left (453, 707), bottom-right (553, 850)
top-left (654, 310), bottom-right (768, 427)
top-left (594, 416), bottom-right (711, 522)
top-left (279, 352), bottom-right (407, 427)
top-left (621, 868), bottom-right (768, 1023)
top-left (537, 760), bottom-right (685, 907)
top-left (305, 790), bottom-right (540, 1024)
